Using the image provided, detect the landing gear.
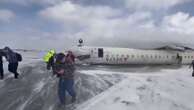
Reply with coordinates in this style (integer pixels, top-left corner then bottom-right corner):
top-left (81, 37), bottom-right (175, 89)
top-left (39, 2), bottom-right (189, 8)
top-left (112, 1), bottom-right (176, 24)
top-left (78, 39), bottom-right (83, 47)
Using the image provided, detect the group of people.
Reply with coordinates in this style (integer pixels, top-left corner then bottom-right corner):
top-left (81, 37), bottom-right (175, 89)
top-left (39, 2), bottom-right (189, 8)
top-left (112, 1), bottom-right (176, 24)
top-left (0, 47), bottom-right (21, 79)
top-left (0, 47), bottom-right (76, 105)
top-left (44, 50), bottom-right (76, 105)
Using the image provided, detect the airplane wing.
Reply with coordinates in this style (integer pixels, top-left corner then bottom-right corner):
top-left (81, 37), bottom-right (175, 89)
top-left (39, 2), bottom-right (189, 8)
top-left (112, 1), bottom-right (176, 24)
top-left (76, 54), bottom-right (90, 60)
top-left (70, 46), bottom-right (91, 61)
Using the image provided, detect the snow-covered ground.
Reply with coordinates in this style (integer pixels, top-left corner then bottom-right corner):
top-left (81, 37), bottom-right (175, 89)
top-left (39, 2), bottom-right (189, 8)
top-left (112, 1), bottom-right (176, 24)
top-left (77, 67), bottom-right (194, 110)
top-left (0, 51), bottom-right (194, 110)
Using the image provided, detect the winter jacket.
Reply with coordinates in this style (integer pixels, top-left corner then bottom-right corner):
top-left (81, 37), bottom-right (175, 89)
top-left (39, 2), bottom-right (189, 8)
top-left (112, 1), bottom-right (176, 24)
top-left (5, 52), bottom-right (18, 63)
top-left (192, 60), bottom-right (194, 69)
top-left (54, 61), bottom-right (75, 79)
top-left (0, 56), bottom-right (2, 64)
top-left (3, 48), bottom-right (18, 63)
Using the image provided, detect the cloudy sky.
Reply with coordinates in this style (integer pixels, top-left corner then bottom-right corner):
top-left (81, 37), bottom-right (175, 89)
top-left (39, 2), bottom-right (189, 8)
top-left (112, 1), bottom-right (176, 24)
top-left (0, 0), bottom-right (194, 50)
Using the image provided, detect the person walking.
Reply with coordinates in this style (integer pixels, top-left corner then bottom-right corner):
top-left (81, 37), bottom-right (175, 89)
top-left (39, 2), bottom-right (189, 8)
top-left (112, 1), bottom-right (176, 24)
top-left (3, 47), bottom-right (22, 79)
top-left (190, 60), bottom-right (194, 77)
top-left (45, 49), bottom-right (56, 75)
top-left (53, 52), bottom-right (76, 105)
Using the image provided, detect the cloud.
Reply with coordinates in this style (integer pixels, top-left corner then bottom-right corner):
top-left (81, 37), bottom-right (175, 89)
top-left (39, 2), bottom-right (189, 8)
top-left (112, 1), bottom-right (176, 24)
top-left (125, 0), bottom-right (191, 10)
top-left (162, 12), bottom-right (194, 35)
top-left (0, 0), bottom-right (63, 6)
top-left (39, 1), bottom-right (154, 34)
top-left (39, 1), bottom-right (122, 23)
top-left (1, 0), bottom-right (194, 49)
top-left (0, 9), bottom-right (15, 23)
top-left (0, 31), bottom-right (70, 50)
top-left (1, 0), bottom-right (190, 10)
top-left (38, 1), bottom-right (194, 48)
top-left (38, 1), bottom-right (165, 48)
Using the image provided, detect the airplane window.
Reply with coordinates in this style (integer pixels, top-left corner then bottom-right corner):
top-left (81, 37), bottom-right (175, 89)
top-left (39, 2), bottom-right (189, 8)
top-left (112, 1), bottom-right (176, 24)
top-left (191, 56), bottom-right (193, 59)
top-left (150, 55), bottom-right (153, 58)
top-left (155, 55), bottom-right (157, 58)
top-left (141, 55), bottom-right (144, 58)
top-left (166, 56), bottom-right (168, 58)
top-left (127, 55), bottom-right (129, 58)
top-left (159, 56), bottom-right (161, 59)
top-left (184, 56), bottom-right (187, 58)
top-left (188, 56), bottom-right (190, 58)
top-left (132, 55), bottom-right (134, 58)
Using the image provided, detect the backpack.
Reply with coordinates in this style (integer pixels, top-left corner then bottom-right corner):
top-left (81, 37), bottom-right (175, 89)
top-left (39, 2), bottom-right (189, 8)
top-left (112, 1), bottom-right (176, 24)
top-left (16, 53), bottom-right (22, 62)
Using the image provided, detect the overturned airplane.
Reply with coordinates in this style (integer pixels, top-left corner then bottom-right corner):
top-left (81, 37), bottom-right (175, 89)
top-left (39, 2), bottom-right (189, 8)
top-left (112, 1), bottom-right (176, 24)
top-left (71, 39), bottom-right (194, 65)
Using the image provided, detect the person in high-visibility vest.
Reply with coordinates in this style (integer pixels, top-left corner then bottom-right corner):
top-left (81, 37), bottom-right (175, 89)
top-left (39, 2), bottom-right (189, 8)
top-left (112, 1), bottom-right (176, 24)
top-left (44, 49), bottom-right (56, 74)
top-left (43, 49), bottom-right (56, 63)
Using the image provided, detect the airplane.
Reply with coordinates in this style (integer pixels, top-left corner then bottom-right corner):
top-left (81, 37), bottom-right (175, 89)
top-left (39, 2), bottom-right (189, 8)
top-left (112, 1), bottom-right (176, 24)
top-left (71, 39), bottom-right (194, 65)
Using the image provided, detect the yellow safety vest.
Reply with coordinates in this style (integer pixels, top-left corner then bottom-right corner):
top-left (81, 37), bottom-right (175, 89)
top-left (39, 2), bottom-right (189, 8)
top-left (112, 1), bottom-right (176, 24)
top-left (43, 50), bottom-right (55, 63)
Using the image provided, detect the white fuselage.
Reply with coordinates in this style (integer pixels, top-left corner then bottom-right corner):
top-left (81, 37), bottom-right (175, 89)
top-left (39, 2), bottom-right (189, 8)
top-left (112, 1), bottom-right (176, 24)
top-left (74, 46), bottom-right (194, 65)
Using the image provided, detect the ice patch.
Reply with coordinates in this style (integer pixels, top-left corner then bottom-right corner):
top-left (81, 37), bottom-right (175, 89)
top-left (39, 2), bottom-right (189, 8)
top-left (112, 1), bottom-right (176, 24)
top-left (48, 105), bottom-right (54, 110)
top-left (33, 80), bottom-right (45, 93)
top-left (17, 100), bottom-right (29, 110)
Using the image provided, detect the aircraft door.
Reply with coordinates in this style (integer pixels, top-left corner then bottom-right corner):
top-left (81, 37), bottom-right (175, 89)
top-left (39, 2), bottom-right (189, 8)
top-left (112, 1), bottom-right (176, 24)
top-left (176, 53), bottom-right (182, 64)
top-left (98, 48), bottom-right (104, 58)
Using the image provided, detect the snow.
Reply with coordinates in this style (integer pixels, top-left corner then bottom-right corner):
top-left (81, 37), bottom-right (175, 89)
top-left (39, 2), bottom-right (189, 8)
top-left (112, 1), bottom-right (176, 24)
top-left (77, 67), bottom-right (194, 110)
top-left (1, 50), bottom-right (194, 110)
top-left (33, 80), bottom-right (45, 93)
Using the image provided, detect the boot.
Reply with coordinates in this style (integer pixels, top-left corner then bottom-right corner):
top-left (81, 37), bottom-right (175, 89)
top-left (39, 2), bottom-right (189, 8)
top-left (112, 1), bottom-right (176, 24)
top-left (0, 75), bottom-right (3, 80)
top-left (14, 73), bottom-right (19, 79)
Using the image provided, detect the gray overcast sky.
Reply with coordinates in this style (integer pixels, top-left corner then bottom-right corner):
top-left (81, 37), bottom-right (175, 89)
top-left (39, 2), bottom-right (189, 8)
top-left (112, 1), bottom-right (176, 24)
top-left (0, 0), bottom-right (194, 50)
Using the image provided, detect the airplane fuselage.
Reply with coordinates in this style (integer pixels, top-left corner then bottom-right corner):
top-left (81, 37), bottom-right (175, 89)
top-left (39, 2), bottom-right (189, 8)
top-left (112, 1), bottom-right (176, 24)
top-left (75, 46), bottom-right (194, 65)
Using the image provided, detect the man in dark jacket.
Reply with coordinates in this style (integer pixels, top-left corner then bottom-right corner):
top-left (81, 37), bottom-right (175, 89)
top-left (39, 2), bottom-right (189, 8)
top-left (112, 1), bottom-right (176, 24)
top-left (52, 52), bottom-right (76, 105)
top-left (0, 49), bottom-right (5, 79)
top-left (190, 60), bottom-right (194, 77)
top-left (3, 47), bottom-right (20, 79)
